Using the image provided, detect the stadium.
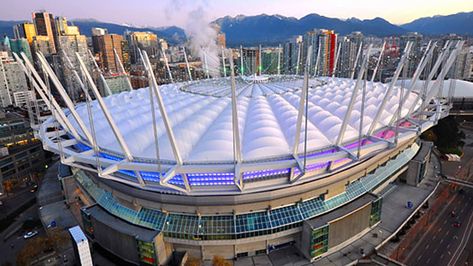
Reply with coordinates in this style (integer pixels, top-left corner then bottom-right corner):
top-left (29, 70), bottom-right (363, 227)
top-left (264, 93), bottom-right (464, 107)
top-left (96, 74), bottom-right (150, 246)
top-left (25, 40), bottom-right (462, 264)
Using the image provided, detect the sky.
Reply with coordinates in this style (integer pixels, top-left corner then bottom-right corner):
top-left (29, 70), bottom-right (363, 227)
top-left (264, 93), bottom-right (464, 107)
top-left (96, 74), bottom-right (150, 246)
top-left (1, 0), bottom-right (473, 27)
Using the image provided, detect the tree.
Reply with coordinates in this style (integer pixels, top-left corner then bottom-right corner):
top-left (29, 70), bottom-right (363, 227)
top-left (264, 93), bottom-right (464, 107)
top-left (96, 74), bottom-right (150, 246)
top-left (422, 116), bottom-right (465, 155)
top-left (185, 257), bottom-right (202, 266)
top-left (212, 256), bottom-right (231, 266)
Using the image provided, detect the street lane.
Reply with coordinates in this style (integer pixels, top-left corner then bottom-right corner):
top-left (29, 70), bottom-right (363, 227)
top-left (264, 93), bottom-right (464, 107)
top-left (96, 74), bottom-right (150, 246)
top-left (404, 186), bottom-right (473, 266)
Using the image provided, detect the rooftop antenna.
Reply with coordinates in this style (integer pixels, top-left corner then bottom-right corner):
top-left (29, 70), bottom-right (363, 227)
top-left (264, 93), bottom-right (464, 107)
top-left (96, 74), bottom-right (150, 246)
top-left (221, 46), bottom-right (227, 77)
top-left (296, 41), bottom-right (302, 75)
top-left (113, 48), bottom-right (133, 91)
top-left (227, 49), bottom-right (243, 190)
top-left (371, 41), bottom-right (386, 82)
top-left (291, 44), bottom-right (312, 183)
top-left (258, 44), bottom-right (262, 76)
top-left (203, 49), bottom-right (210, 79)
top-left (357, 67), bottom-right (368, 159)
top-left (277, 44), bottom-right (281, 76)
top-left (350, 42), bottom-right (363, 79)
top-left (332, 43), bottom-right (341, 78)
top-left (314, 40), bottom-right (321, 76)
top-left (182, 47), bottom-right (192, 81)
top-left (140, 50), bottom-right (163, 189)
top-left (87, 50), bottom-right (112, 96)
top-left (161, 46), bottom-right (173, 83)
top-left (240, 45), bottom-right (244, 76)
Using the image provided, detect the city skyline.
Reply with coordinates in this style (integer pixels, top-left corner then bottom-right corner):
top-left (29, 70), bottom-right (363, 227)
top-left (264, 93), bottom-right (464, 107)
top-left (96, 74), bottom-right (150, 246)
top-left (1, 0), bottom-right (472, 27)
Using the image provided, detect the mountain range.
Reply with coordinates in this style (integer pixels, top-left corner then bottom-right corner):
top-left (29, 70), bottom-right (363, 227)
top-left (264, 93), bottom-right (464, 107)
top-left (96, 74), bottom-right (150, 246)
top-left (0, 19), bottom-right (186, 44)
top-left (0, 11), bottom-right (472, 47)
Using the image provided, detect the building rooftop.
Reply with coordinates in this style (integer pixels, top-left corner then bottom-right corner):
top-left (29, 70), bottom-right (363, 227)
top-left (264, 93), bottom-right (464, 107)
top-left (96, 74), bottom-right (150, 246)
top-left (69, 76), bottom-right (419, 163)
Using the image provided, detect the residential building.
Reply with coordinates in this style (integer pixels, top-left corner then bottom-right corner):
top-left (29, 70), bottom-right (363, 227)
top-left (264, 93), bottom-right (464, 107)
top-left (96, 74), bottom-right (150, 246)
top-left (0, 52), bottom-right (30, 107)
top-left (32, 11), bottom-right (57, 54)
top-left (13, 22), bottom-right (37, 45)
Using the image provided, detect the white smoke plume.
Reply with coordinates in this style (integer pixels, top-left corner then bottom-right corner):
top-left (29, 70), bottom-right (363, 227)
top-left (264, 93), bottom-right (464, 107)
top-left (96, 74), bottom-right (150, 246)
top-left (165, 1), bottom-right (221, 77)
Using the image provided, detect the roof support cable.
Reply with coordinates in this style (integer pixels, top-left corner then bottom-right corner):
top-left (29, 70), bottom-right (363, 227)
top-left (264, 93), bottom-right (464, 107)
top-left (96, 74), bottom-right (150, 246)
top-left (332, 43), bottom-right (342, 78)
top-left (113, 48), bottom-right (133, 91)
top-left (350, 42), bottom-right (363, 80)
top-left (88, 50), bottom-right (112, 96)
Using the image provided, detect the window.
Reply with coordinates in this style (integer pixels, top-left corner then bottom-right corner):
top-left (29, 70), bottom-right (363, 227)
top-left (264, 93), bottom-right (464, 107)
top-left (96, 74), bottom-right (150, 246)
top-left (310, 225), bottom-right (329, 258)
top-left (370, 198), bottom-right (382, 226)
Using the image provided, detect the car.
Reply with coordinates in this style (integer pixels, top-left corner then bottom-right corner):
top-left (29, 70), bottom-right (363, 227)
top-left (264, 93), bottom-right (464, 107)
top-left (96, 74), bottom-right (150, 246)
top-left (453, 221), bottom-right (461, 228)
top-left (23, 231), bottom-right (38, 239)
top-left (451, 211), bottom-right (456, 217)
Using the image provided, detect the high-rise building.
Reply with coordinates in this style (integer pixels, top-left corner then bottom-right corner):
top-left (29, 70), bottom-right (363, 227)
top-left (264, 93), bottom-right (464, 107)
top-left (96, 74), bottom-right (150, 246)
top-left (283, 35), bottom-right (303, 74)
top-left (400, 32), bottom-right (423, 77)
top-left (2, 36), bottom-right (11, 51)
top-left (126, 31), bottom-right (158, 63)
top-left (217, 33), bottom-right (226, 48)
top-left (91, 27), bottom-right (108, 55)
top-left (58, 34), bottom-right (89, 100)
top-left (239, 47), bottom-right (258, 75)
top-left (32, 11), bottom-right (57, 54)
top-left (31, 35), bottom-right (53, 57)
top-left (13, 22), bottom-right (37, 45)
top-left (304, 29), bottom-right (337, 76)
top-left (0, 52), bottom-right (30, 107)
top-left (9, 38), bottom-right (33, 61)
top-left (337, 32), bottom-right (363, 78)
top-left (96, 34), bottom-right (124, 73)
top-left (261, 47), bottom-right (281, 74)
top-left (55, 16), bottom-right (80, 36)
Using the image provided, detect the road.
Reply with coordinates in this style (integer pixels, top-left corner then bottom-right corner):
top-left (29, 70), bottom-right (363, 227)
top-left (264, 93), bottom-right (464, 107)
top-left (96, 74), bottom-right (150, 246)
top-left (0, 203), bottom-right (46, 265)
top-left (403, 186), bottom-right (473, 266)
top-left (0, 185), bottom-right (37, 220)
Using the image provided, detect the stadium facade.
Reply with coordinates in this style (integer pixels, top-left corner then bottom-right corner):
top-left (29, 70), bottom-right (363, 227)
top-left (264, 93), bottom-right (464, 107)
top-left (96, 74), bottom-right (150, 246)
top-left (19, 39), bottom-right (464, 264)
